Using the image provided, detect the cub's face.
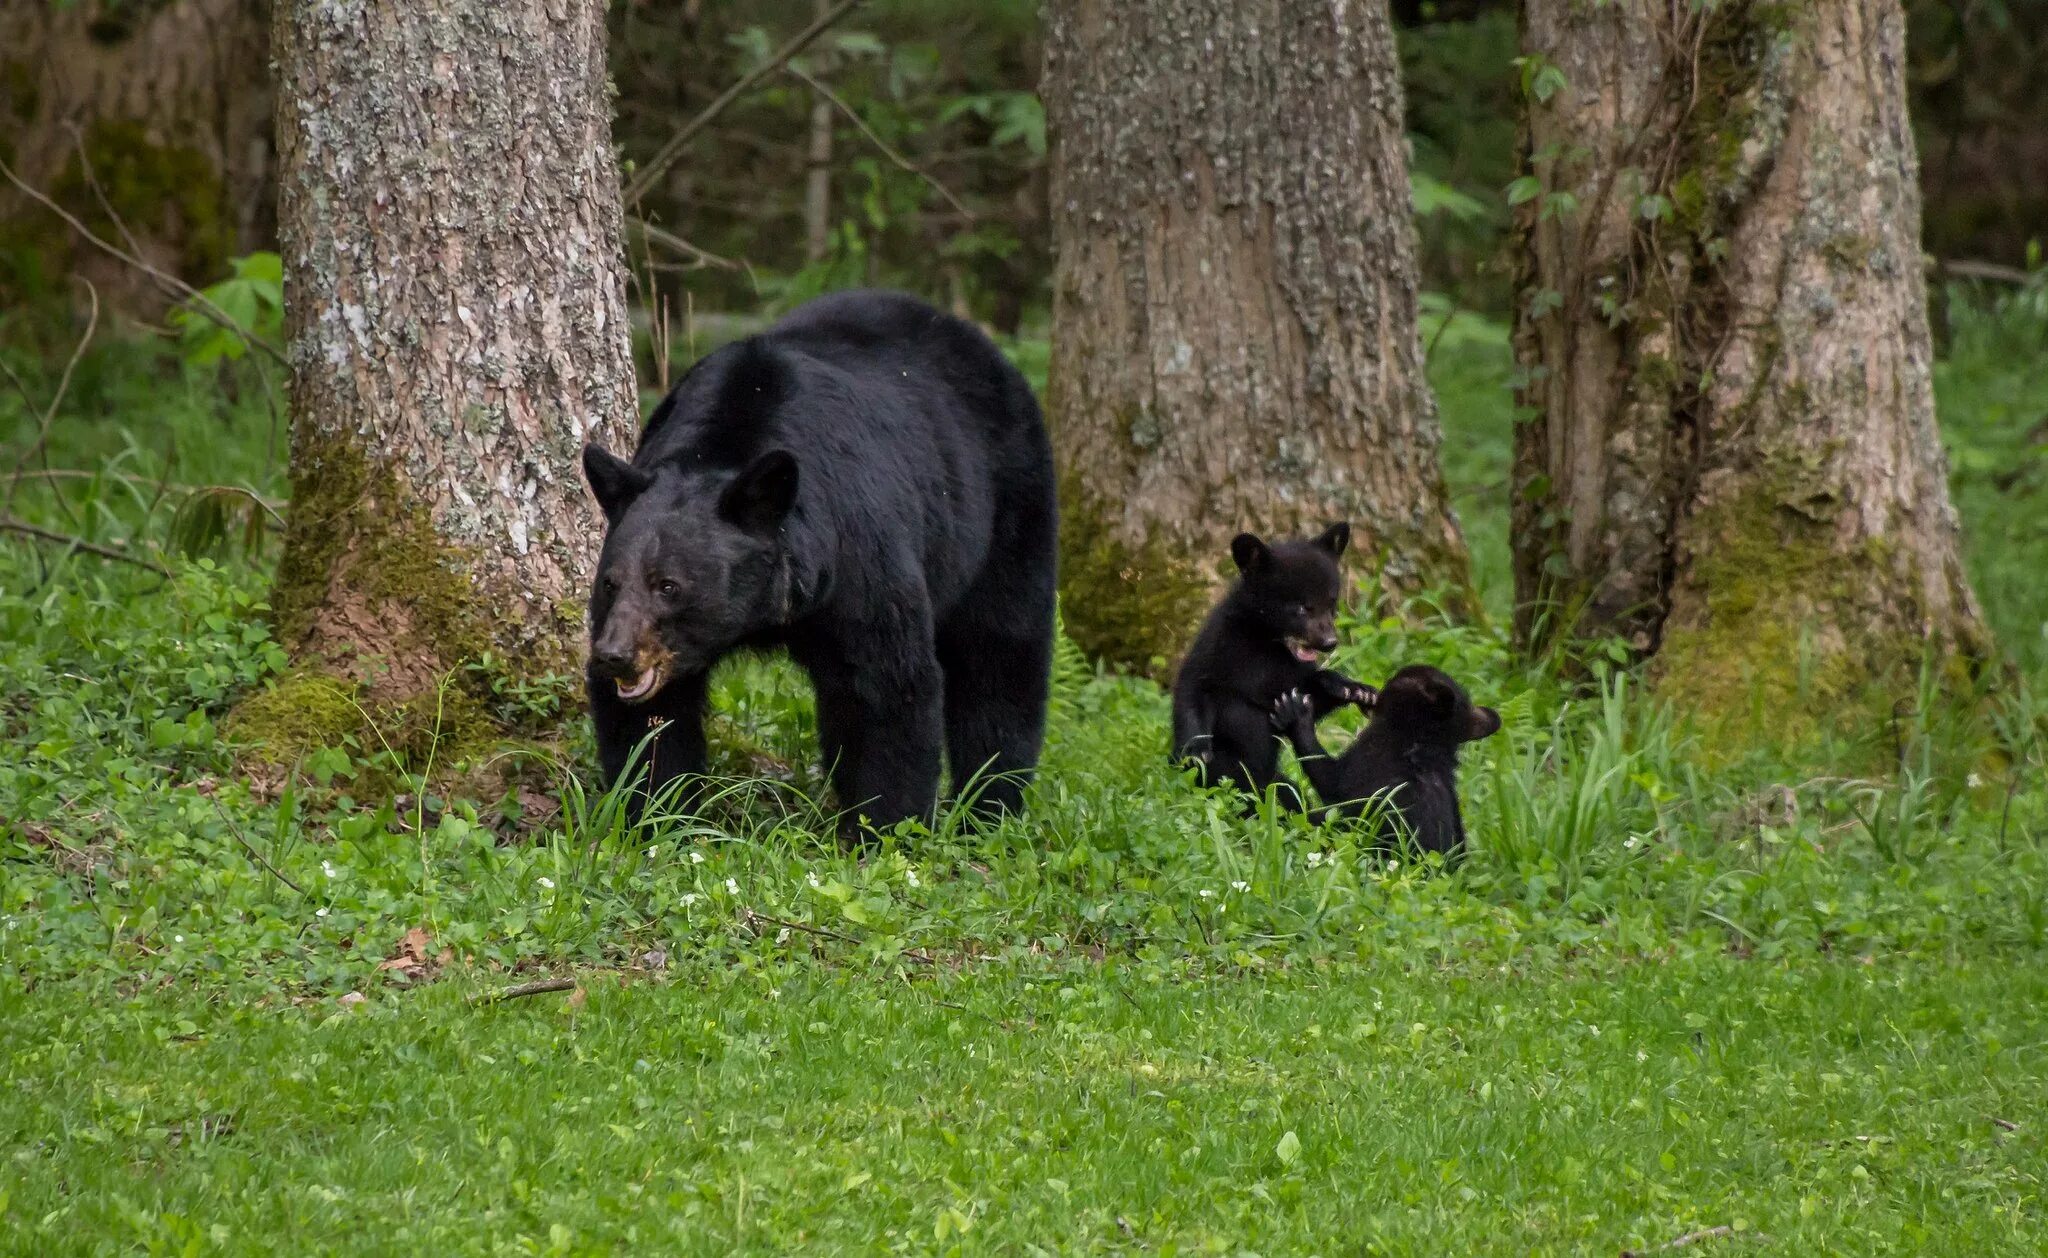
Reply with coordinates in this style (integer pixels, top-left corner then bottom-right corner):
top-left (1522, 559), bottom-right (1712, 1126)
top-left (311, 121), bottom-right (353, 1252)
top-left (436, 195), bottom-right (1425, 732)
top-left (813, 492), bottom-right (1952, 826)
top-left (582, 445), bottom-right (798, 702)
top-left (1230, 523), bottom-right (1351, 663)
top-left (1372, 664), bottom-right (1501, 747)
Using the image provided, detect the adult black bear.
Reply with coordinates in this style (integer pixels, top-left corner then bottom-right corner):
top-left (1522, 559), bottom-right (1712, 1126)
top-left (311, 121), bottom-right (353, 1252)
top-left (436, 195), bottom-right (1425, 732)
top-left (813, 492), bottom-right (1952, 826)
top-left (1169, 526), bottom-right (1375, 808)
top-left (581, 290), bottom-right (1057, 840)
top-left (1271, 664), bottom-right (1500, 854)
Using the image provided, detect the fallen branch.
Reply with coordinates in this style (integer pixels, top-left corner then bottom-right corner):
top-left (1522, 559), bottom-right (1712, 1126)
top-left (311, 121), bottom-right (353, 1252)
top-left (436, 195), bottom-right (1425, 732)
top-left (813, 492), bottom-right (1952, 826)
top-left (0, 153), bottom-right (288, 367)
top-left (623, 0), bottom-right (865, 204)
top-left (0, 517), bottom-right (169, 576)
top-left (469, 977), bottom-right (578, 1005)
top-left (784, 62), bottom-right (975, 222)
top-left (1992, 1116), bottom-right (2019, 1132)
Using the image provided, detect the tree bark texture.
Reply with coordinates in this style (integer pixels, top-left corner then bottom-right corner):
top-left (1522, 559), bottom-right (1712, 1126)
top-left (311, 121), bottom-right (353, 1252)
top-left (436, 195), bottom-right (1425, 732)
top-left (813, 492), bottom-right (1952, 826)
top-left (1043, 0), bottom-right (1472, 672)
top-left (0, 0), bottom-right (273, 313)
top-left (1511, 0), bottom-right (1990, 723)
top-left (271, 0), bottom-right (638, 704)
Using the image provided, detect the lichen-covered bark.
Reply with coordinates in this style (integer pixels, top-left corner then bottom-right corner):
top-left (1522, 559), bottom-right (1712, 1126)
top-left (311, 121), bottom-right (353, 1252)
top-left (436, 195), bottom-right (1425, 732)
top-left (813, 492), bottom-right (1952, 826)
top-left (1512, 0), bottom-right (1991, 727)
top-left (1043, 0), bottom-right (1472, 671)
top-left (0, 0), bottom-right (272, 312)
top-left (272, 0), bottom-right (638, 702)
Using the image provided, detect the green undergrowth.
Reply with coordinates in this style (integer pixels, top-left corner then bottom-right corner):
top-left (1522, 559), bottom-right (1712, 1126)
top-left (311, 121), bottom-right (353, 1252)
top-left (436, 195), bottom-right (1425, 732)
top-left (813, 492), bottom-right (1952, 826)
top-left (3, 293), bottom-right (2046, 1249)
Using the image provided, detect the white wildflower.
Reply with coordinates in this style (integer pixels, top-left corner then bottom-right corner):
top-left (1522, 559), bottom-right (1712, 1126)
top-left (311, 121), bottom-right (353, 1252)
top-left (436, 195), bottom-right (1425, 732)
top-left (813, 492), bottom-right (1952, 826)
top-left (679, 893), bottom-right (701, 908)
top-left (174, 934), bottom-right (185, 943)
top-left (1230, 880), bottom-right (1250, 893)
top-left (647, 845), bottom-right (659, 859)
top-left (322, 860), bottom-right (339, 880)
top-left (807, 871), bottom-right (822, 889)
top-left (1387, 860), bottom-right (1400, 872)
top-left (538, 876), bottom-right (555, 890)
top-left (1306, 851), bottom-right (1325, 869)
top-left (1198, 889), bottom-right (1214, 899)
top-left (316, 908), bottom-right (329, 918)
top-left (725, 877), bottom-right (740, 896)
top-left (1967, 773), bottom-right (1985, 789)
top-left (1623, 836), bottom-right (1639, 850)
top-left (690, 851), bottom-right (706, 865)
top-left (905, 868), bottom-right (920, 888)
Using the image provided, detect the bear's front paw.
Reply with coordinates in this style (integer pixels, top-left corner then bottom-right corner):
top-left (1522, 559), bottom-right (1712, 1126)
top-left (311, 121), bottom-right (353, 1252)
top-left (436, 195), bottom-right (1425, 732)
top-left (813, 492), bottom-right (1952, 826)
top-left (1270, 689), bottom-right (1314, 733)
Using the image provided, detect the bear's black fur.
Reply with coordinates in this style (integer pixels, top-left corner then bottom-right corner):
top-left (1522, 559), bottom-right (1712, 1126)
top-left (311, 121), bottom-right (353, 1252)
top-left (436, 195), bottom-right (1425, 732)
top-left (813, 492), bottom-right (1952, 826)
top-left (1271, 663), bottom-right (1501, 854)
top-left (1169, 525), bottom-right (1375, 807)
top-left (582, 290), bottom-right (1057, 839)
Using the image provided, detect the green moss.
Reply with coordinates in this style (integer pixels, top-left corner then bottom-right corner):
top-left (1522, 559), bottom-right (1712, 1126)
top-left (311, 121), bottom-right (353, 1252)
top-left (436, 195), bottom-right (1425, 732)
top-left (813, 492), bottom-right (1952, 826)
top-left (1056, 472), bottom-right (1213, 678)
top-left (1652, 464), bottom-right (1947, 757)
top-left (52, 119), bottom-right (230, 280)
top-left (271, 430), bottom-right (492, 671)
top-left (223, 672), bottom-right (366, 764)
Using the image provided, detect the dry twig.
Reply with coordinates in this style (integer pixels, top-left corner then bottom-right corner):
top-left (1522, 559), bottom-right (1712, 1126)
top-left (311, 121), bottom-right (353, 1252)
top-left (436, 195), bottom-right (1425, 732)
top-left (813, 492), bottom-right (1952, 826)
top-left (784, 62), bottom-right (975, 221)
top-left (0, 153), bottom-right (287, 366)
top-left (470, 978), bottom-right (579, 1006)
top-left (623, 0), bottom-right (865, 203)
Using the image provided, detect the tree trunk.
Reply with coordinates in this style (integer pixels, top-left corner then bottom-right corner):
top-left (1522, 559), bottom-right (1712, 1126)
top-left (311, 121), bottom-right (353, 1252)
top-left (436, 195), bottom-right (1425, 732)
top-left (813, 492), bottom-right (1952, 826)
top-left (0, 0), bottom-right (272, 313)
top-left (270, 0), bottom-right (638, 710)
top-left (802, 0), bottom-right (834, 263)
top-left (1042, 0), bottom-right (1472, 672)
top-left (1511, 0), bottom-right (1991, 729)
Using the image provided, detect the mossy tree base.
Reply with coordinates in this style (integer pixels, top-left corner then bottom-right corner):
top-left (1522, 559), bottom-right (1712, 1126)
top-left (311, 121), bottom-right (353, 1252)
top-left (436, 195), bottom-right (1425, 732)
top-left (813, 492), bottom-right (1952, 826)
top-left (1042, 0), bottom-right (1474, 674)
top-left (267, 0), bottom-right (638, 726)
top-left (1511, 0), bottom-right (1994, 728)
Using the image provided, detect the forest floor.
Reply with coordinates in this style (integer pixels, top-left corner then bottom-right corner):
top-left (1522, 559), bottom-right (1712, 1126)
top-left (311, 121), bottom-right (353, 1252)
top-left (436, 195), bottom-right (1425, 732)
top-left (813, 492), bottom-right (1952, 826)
top-left (3, 294), bottom-right (2046, 1253)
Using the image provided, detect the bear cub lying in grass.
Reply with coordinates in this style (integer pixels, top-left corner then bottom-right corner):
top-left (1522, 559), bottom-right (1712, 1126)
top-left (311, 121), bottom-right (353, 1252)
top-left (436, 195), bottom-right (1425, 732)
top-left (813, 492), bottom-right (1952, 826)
top-left (1271, 664), bottom-right (1500, 855)
top-left (1170, 524), bottom-right (1376, 809)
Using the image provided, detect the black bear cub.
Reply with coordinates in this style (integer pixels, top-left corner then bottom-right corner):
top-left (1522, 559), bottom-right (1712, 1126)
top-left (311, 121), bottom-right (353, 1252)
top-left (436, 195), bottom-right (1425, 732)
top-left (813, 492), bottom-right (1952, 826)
top-left (582, 290), bottom-right (1057, 841)
top-left (1270, 664), bottom-right (1500, 854)
top-left (1170, 524), bottom-right (1376, 808)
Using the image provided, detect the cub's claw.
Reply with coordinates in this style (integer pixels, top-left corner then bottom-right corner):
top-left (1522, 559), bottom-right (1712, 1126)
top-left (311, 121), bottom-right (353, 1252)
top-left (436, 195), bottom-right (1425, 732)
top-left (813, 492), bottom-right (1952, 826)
top-left (1270, 689), bottom-right (1314, 733)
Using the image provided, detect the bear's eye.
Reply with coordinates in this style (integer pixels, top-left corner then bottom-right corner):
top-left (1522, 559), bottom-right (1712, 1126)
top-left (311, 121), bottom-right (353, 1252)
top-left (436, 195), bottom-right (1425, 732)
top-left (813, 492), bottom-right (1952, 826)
top-left (656, 579), bottom-right (680, 599)
top-left (601, 577), bottom-right (619, 596)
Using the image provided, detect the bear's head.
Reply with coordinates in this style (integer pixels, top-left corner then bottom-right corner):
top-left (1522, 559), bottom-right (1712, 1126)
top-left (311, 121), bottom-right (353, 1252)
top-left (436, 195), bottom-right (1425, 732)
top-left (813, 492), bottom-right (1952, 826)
top-left (581, 443), bottom-right (799, 703)
top-left (1371, 664), bottom-right (1501, 747)
top-left (1228, 523), bottom-right (1350, 663)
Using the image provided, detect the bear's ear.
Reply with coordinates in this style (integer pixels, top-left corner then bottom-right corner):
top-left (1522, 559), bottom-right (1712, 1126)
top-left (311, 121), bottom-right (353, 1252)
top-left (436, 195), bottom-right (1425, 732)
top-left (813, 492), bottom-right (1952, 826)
top-left (719, 449), bottom-right (799, 533)
top-left (583, 444), bottom-right (654, 523)
top-left (1230, 532), bottom-right (1270, 574)
top-left (1312, 522), bottom-right (1350, 557)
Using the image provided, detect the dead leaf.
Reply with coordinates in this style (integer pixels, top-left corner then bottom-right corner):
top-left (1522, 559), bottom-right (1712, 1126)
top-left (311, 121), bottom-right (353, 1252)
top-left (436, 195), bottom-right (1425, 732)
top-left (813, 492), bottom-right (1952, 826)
top-left (337, 991), bottom-right (367, 1009)
top-left (566, 986), bottom-right (587, 1011)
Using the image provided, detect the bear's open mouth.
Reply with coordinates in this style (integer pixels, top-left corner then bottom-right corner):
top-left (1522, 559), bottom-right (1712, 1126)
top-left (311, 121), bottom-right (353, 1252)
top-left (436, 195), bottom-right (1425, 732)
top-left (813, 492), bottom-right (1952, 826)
top-left (1284, 637), bottom-right (1322, 664)
top-left (615, 664), bottom-right (667, 703)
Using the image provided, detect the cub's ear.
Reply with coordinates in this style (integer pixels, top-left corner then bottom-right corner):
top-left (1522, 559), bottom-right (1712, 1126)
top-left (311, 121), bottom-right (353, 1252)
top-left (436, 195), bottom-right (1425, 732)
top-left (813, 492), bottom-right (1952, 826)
top-left (719, 449), bottom-right (799, 533)
top-left (1312, 521), bottom-right (1350, 557)
top-left (1230, 532), bottom-right (1270, 574)
top-left (583, 444), bottom-right (654, 523)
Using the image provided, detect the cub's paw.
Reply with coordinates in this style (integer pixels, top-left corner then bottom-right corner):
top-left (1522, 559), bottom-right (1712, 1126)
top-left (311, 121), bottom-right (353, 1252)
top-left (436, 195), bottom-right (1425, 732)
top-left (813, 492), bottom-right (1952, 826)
top-left (1270, 689), bottom-right (1315, 733)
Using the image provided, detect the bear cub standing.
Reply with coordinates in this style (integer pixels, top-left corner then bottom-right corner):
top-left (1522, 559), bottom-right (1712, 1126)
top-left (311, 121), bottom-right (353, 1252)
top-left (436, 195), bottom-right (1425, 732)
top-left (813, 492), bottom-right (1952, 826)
top-left (1170, 525), bottom-right (1376, 808)
top-left (1271, 664), bottom-right (1500, 854)
top-left (581, 290), bottom-right (1057, 840)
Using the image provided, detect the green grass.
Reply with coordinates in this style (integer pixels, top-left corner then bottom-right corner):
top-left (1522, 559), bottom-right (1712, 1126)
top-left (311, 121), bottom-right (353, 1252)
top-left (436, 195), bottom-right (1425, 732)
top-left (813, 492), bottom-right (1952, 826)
top-left (6, 953), bottom-right (2043, 1253)
top-left (2, 289), bottom-right (2046, 1252)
